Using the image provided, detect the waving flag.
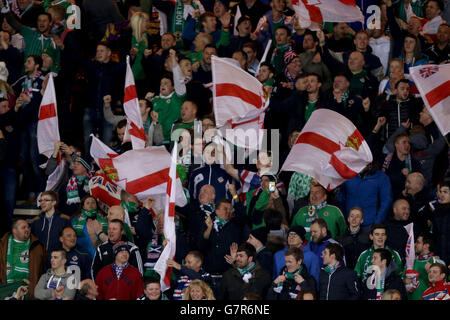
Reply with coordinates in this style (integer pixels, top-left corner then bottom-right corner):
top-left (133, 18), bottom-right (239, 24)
top-left (37, 73), bottom-right (59, 159)
top-left (37, 73), bottom-right (66, 195)
top-left (123, 55), bottom-right (146, 149)
top-left (90, 135), bottom-right (187, 206)
top-left (409, 64), bottom-right (450, 136)
top-left (212, 55), bottom-right (269, 149)
top-left (154, 142), bottom-right (179, 291)
top-left (404, 223), bottom-right (415, 271)
top-left (281, 109), bottom-right (372, 190)
top-left (89, 173), bottom-right (122, 208)
top-left (292, 0), bottom-right (364, 29)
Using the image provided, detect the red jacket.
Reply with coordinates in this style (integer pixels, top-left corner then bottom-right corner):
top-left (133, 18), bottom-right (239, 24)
top-left (422, 279), bottom-right (450, 300)
top-left (95, 264), bottom-right (143, 300)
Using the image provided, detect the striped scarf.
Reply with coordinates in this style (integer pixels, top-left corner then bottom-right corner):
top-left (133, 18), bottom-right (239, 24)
top-left (66, 173), bottom-right (92, 205)
top-left (376, 275), bottom-right (385, 300)
top-left (273, 266), bottom-right (303, 298)
top-left (112, 263), bottom-right (128, 280)
top-left (382, 152), bottom-right (411, 173)
top-left (11, 0), bottom-right (33, 19)
top-left (307, 201), bottom-right (327, 219)
top-left (21, 71), bottom-right (42, 100)
top-left (238, 262), bottom-right (255, 283)
top-left (213, 216), bottom-right (229, 232)
top-left (324, 262), bottom-right (339, 275)
top-left (199, 203), bottom-right (215, 217)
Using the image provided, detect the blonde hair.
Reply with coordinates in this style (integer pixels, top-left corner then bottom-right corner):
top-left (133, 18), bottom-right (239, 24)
top-left (182, 279), bottom-right (216, 300)
top-left (382, 289), bottom-right (401, 300)
top-left (130, 12), bottom-right (149, 47)
top-left (0, 80), bottom-right (12, 99)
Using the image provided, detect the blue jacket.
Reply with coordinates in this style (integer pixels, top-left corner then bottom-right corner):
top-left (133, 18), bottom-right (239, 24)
top-left (310, 234), bottom-right (342, 268)
top-left (273, 241), bottom-right (320, 284)
top-left (188, 164), bottom-right (233, 201)
top-left (338, 170), bottom-right (392, 226)
top-left (31, 210), bottom-right (71, 253)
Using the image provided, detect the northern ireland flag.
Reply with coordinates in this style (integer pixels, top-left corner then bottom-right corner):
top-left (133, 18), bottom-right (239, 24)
top-left (154, 142), bottom-right (179, 291)
top-left (90, 135), bottom-right (187, 206)
top-left (123, 55), bottom-right (146, 149)
top-left (212, 55), bottom-right (269, 149)
top-left (292, 0), bottom-right (364, 29)
top-left (281, 109), bottom-right (372, 190)
top-left (410, 64), bottom-right (450, 136)
top-left (404, 222), bottom-right (415, 271)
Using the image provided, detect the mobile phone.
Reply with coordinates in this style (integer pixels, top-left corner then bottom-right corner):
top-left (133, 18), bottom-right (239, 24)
top-left (269, 181), bottom-right (276, 193)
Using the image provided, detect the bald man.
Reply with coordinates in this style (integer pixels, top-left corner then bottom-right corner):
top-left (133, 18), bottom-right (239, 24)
top-left (347, 51), bottom-right (378, 100)
top-left (385, 199), bottom-right (415, 261)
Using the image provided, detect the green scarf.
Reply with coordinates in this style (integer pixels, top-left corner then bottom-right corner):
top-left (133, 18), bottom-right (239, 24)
top-left (307, 201), bottom-right (327, 219)
top-left (246, 188), bottom-right (271, 230)
top-left (324, 262), bottom-right (339, 275)
top-left (288, 172), bottom-right (312, 200)
top-left (171, 1), bottom-right (199, 49)
top-left (6, 235), bottom-right (30, 284)
top-left (131, 35), bottom-right (148, 80)
top-left (376, 274), bottom-right (385, 300)
top-left (213, 216), bottom-right (229, 232)
top-left (238, 262), bottom-right (256, 283)
top-left (274, 265), bottom-right (303, 292)
top-left (72, 209), bottom-right (98, 236)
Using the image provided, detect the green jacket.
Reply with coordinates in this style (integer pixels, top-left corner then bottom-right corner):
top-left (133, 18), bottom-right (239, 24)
top-left (151, 92), bottom-right (185, 143)
top-left (354, 245), bottom-right (403, 282)
top-left (291, 205), bottom-right (347, 241)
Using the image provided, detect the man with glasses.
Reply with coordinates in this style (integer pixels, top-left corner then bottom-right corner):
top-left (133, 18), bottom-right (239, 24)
top-left (273, 226), bottom-right (320, 283)
top-left (31, 191), bottom-right (70, 254)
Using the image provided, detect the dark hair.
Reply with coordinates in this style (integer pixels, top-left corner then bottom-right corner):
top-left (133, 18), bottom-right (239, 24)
top-left (97, 41), bottom-right (112, 51)
top-left (276, 25), bottom-right (291, 36)
top-left (243, 41), bottom-right (257, 52)
top-left (426, 0), bottom-right (444, 11)
top-left (233, 49), bottom-right (248, 62)
top-left (161, 72), bottom-right (174, 86)
top-left (259, 62), bottom-right (275, 74)
top-left (215, 198), bottom-right (231, 210)
top-left (12, 218), bottom-right (28, 230)
top-left (417, 232), bottom-right (434, 252)
top-left (333, 72), bottom-right (351, 82)
top-left (311, 218), bottom-right (328, 230)
top-left (263, 209), bottom-right (283, 230)
top-left (374, 248), bottom-right (392, 266)
top-left (41, 190), bottom-right (59, 203)
top-left (296, 289), bottom-right (316, 300)
top-left (285, 247), bottom-right (304, 261)
top-left (394, 131), bottom-right (410, 144)
top-left (38, 12), bottom-right (52, 22)
top-left (395, 78), bottom-right (410, 89)
top-left (326, 243), bottom-right (344, 261)
top-left (429, 262), bottom-right (447, 276)
top-left (306, 72), bottom-right (322, 83)
top-left (144, 277), bottom-right (161, 288)
top-left (204, 43), bottom-right (217, 51)
top-left (187, 250), bottom-right (204, 263)
top-left (117, 119), bottom-right (127, 129)
top-left (370, 223), bottom-right (387, 235)
top-left (109, 219), bottom-right (124, 231)
top-left (51, 248), bottom-right (67, 260)
top-left (304, 30), bottom-right (319, 43)
top-left (48, 5), bottom-right (66, 20)
top-left (237, 242), bottom-right (256, 259)
top-left (27, 54), bottom-right (43, 70)
top-left (59, 226), bottom-right (76, 237)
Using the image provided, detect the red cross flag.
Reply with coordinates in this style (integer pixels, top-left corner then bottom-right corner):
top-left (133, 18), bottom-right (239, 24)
top-left (292, 0), bottom-right (364, 29)
top-left (154, 142), bottom-right (179, 292)
top-left (123, 55), bottom-right (146, 149)
top-left (409, 64), bottom-right (450, 136)
top-left (90, 135), bottom-right (187, 206)
top-left (212, 55), bottom-right (269, 149)
top-left (281, 109), bottom-right (372, 190)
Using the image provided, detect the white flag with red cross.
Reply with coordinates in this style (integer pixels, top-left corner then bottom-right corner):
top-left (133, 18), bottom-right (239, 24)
top-left (409, 64), bottom-right (450, 136)
top-left (212, 55), bottom-right (269, 149)
top-left (281, 109), bottom-right (372, 190)
top-left (292, 0), bottom-right (364, 29)
top-left (154, 142), bottom-right (179, 292)
top-left (123, 55), bottom-right (146, 149)
top-left (90, 135), bottom-right (187, 206)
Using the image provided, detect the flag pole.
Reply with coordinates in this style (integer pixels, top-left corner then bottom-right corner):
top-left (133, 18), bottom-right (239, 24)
top-left (255, 39), bottom-right (272, 75)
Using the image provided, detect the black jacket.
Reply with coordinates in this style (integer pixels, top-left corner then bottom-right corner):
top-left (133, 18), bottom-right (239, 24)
top-left (379, 97), bottom-right (421, 139)
top-left (432, 203), bottom-right (450, 266)
top-left (362, 261), bottom-right (408, 300)
top-left (196, 202), bottom-right (250, 274)
top-left (337, 228), bottom-right (371, 269)
top-left (218, 262), bottom-right (272, 300)
top-left (318, 263), bottom-right (360, 300)
top-left (255, 247), bottom-right (273, 275)
top-left (385, 217), bottom-right (412, 262)
top-left (30, 210), bottom-right (71, 253)
top-left (266, 264), bottom-right (316, 300)
top-left (91, 239), bottom-right (143, 279)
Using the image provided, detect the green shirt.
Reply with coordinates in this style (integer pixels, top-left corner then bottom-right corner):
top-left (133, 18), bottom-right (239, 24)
top-left (404, 256), bottom-right (435, 300)
top-left (131, 35), bottom-right (148, 80)
top-left (20, 27), bottom-right (60, 64)
top-left (151, 92), bottom-right (185, 144)
top-left (304, 100), bottom-right (317, 122)
top-left (291, 204), bottom-right (347, 240)
top-left (245, 188), bottom-right (271, 230)
top-left (354, 246), bottom-right (403, 282)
